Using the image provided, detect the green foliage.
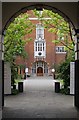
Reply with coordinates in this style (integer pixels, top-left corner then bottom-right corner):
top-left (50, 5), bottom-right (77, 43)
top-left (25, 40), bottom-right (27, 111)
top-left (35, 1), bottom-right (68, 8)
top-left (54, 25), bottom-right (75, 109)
top-left (17, 74), bottom-right (23, 79)
top-left (60, 88), bottom-right (70, 95)
top-left (11, 62), bottom-right (18, 85)
top-left (4, 12), bottom-right (34, 85)
top-left (15, 79), bottom-right (22, 84)
top-left (4, 13), bottom-right (34, 63)
top-left (52, 40), bottom-right (60, 44)
top-left (57, 51), bottom-right (75, 94)
top-left (48, 28), bottom-right (57, 33)
top-left (11, 89), bottom-right (19, 95)
top-left (57, 60), bottom-right (70, 88)
top-left (33, 9), bottom-right (75, 51)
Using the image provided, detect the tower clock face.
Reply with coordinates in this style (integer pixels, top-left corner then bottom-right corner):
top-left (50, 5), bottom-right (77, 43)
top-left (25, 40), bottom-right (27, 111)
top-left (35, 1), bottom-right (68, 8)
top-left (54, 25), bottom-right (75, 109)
top-left (38, 52), bottom-right (42, 56)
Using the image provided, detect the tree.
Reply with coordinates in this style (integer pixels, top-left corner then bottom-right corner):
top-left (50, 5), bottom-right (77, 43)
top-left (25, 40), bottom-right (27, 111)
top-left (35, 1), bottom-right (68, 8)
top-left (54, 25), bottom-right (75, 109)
top-left (4, 12), bottom-right (34, 85)
top-left (4, 13), bottom-right (34, 62)
top-left (33, 9), bottom-right (75, 94)
top-left (56, 52), bottom-right (75, 94)
top-left (33, 9), bottom-right (75, 52)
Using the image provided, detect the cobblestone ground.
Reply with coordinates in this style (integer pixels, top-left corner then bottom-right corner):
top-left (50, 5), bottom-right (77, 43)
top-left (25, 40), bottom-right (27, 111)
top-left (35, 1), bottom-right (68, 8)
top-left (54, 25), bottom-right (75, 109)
top-left (3, 76), bottom-right (77, 118)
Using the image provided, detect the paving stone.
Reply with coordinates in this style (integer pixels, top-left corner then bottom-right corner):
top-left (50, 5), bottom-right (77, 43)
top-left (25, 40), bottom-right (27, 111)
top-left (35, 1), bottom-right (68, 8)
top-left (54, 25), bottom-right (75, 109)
top-left (3, 76), bottom-right (77, 118)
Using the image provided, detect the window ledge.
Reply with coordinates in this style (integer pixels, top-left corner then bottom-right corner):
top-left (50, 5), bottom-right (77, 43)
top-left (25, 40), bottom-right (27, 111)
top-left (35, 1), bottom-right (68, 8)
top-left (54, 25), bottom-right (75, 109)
top-left (56, 52), bottom-right (66, 54)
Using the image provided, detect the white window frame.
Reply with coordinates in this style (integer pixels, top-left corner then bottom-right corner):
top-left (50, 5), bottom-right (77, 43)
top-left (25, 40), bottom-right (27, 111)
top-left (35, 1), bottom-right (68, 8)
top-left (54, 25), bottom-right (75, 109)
top-left (56, 46), bottom-right (66, 54)
top-left (34, 23), bottom-right (46, 58)
top-left (34, 41), bottom-right (46, 58)
top-left (36, 23), bottom-right (44, 39)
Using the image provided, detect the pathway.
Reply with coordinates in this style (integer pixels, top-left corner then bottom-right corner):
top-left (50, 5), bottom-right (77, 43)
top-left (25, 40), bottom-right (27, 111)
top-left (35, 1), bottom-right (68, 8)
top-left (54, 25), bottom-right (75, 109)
top-left (3, 76), bottom-right (77, 118)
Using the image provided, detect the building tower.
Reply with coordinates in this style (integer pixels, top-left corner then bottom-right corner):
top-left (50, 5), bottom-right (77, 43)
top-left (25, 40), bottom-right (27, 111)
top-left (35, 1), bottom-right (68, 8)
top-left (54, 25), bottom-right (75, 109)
top-left (32, 23), bottom-right (48, 76)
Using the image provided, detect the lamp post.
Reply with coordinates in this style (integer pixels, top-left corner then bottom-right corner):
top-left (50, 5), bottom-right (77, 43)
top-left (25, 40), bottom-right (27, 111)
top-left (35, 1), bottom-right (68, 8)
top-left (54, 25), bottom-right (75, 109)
top-left (52, 68), bottom-right (55, 79)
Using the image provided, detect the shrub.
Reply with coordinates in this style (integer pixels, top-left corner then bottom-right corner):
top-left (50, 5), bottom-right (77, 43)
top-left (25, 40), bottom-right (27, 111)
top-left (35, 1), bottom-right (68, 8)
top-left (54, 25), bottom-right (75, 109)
top-left (57, 59), bottom-right (70, 88)
top-left (56, 51), bottom-right (75, 94)
top-left (11, 89), bottom-right (19, 95)
top-left (60, 88), bottom-right (70, 95)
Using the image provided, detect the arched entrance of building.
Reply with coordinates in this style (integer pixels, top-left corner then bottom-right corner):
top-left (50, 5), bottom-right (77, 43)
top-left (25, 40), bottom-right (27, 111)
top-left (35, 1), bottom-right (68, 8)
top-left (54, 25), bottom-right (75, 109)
top-left (37, 67), bottom-right (43, 76)
top-left (1, 2), bottom-right (79, 119)
top-left (2, 2), bottom-right (76, 105)
top-left (32, 61), bottom-right (48, 76)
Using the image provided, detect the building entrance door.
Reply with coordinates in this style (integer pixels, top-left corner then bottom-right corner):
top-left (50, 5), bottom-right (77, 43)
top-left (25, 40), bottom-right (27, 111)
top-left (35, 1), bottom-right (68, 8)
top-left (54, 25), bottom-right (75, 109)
top-left (37, 67), bottom-right (43, 76)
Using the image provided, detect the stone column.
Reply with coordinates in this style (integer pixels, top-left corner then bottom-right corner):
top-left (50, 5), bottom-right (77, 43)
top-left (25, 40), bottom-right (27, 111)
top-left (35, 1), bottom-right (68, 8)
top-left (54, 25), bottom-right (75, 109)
top-left (75, 29), bottom-right (79, 108)
top-left (0, 35), bottom-right (2, 120)
top-left (1, 35), bottom-right (4, 107)
top-left (70, 62), bottom-right (75, 95)
top-left (36, 62), bottom-right (37, 76)
top-left (0, 1), bottom-right (2, 120)
top-left (74, 2), bottom-right (79, 109)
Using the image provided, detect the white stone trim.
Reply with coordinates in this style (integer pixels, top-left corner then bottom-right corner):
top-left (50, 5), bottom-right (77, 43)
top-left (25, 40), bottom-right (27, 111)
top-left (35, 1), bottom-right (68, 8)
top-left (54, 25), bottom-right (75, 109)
top-left (56, 46), bottom-right (66, 53)
top-left (56, 52), bottom-right (66, 54)
top-left (29, 17), bottom-right (51, 20)
top-left (70, 62), bottom-right (75, 95)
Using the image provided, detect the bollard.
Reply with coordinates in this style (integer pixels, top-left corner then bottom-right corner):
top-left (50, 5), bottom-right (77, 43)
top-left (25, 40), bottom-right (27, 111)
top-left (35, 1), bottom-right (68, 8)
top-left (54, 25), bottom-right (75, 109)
top-left (55, 82), bottom-right (60, 93)
top-left (18, 82), bottom-right (23, 92)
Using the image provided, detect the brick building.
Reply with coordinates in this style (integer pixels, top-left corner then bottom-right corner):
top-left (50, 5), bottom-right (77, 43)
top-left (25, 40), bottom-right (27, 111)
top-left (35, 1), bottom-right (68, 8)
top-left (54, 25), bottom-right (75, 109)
top-left (16, 10), bottom-right (67, 77)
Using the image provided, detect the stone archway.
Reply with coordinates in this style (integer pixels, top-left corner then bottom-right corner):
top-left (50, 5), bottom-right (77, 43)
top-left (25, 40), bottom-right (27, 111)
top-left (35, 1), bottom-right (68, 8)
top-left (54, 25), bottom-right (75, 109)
top-left (2, 3), bottom-right (76, 33)
top-left (37, 67), bottom-right (43, 76)
top-left (1, 3), bottom-right (79, 119)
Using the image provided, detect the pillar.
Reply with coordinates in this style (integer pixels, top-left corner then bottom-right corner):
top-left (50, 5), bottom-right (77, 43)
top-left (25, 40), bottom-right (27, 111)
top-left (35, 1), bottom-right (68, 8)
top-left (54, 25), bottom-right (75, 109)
top-left (75, 29), bottom-right (79, 108)
top-left (0, 35), bottom-right (2, 120)
top-left (0, 1), bottom-right (2, 120)
top-left (1, 35), bottom-right (4, 107)
top-left (74, 1), bottom-right (79, 109)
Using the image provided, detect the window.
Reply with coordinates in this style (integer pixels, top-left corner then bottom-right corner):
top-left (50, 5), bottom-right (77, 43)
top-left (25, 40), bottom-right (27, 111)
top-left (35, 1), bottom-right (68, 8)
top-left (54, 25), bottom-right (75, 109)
top-left (34, 23), bottom-right (46, 58)
top-left (35, 42), bottom-right (37, 51)
top-left (34, 41), bottom-right (46, 58)
top-left (37, 62), bottom-right (43, 67)
top-left (35, 42), bottom-right (45, 52)
top-left (56, 46), bottom-right (66, 53)
top-left (38, 43), bottom-right (42, 51)
top-left (32, 69), bottom-right (36, 73)
top-left (36, 23), bottom-right (44, 39)
top-left (32, 63), bottom-right (36, 73)
top-left (43, 43), bottom-right (44, 51)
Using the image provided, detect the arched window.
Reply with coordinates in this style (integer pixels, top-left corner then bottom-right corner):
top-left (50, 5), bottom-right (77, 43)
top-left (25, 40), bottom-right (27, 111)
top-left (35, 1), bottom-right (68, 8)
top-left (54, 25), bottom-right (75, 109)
top-left (36, 23), bottom-right (44, 39)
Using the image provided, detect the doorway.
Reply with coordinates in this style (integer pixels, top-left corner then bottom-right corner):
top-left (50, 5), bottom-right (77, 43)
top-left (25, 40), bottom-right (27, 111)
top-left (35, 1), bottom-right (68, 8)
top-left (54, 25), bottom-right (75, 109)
top-left (37, 67), bottom-right (43, 76)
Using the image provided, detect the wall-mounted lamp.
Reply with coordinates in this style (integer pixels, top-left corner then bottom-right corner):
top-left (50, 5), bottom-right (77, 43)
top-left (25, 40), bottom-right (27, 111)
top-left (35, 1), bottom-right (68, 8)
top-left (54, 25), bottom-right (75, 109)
top-left (47, 63), bottom-right (49, 65)
top-left (52, 68), bottom-right (55, 73)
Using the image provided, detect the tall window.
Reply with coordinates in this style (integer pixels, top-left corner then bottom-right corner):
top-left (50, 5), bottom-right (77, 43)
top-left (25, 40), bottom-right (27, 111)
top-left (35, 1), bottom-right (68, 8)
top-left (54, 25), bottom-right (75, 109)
top-left (34, 23), bottom-right (46, 58)
top-left (35, 42), bottom-right (37, 51)
top-left (35, 42), bottom-right (45, 52)
top-left (36, 23), bottom-right (44, 39)
top-left (38, 43), bottom-right (42, 51)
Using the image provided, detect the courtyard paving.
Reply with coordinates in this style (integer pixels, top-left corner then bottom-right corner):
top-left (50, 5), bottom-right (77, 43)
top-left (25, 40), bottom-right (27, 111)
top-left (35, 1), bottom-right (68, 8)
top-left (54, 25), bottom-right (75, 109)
top-left (2, 76), bottom-right (77, 119)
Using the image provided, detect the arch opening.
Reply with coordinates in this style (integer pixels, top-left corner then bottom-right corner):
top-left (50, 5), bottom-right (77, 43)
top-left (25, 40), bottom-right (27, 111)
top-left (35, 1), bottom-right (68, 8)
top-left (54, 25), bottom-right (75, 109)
top-left (2, 3), bottom-right (77, 119)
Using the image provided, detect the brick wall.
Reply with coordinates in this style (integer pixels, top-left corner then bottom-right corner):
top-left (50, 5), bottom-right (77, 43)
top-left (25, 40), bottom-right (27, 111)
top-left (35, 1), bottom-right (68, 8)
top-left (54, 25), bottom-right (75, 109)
top-left (15, 10), bottom-right (67, 75)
